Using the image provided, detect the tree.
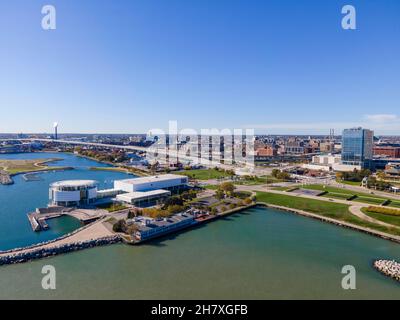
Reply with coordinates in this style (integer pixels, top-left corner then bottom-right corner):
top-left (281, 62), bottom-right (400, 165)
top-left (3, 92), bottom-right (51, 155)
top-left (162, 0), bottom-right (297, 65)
top-left (127, 208), bottom-right (142, 219)
top-left (112, 219), bottom-right (127, 233)
top-left (271, 169), bottom-right (280, 178)
top-left (244, 198), bottom-right (252, 205)
top-left (215, 189), bottom-right (225, 200)
top-left (376, 170), bottom-right (386, 180)
top-left (218, 182), bottom-right (235, 196)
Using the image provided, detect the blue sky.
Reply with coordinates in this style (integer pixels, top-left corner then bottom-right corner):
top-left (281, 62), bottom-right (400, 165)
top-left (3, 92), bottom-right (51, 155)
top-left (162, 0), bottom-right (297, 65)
top-left (0, 0), bottom-right (399, 134)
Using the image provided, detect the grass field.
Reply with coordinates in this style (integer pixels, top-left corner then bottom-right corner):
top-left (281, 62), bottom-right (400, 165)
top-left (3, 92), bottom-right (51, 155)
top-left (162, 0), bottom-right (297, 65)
top-left (362, 208), bottom-right (400, 227)
top-left (322, 192), bottom-right (352, 200)
top-left (336, 179), bottom-right (361, 186)
top-left (235, 175), bottom-right (285, 186)
top-left (0, 158), bottom-right (67, 175)
top-left (302, 184), bottom-right (390, 206)
top-left (256, 191), bottom-right (400, 236)
top-left (387, 200), bottom-right (400, 208)
top-left (176, 169), bottom-right (232, 180)
top-left (355, 196), bottom-right (386, 205)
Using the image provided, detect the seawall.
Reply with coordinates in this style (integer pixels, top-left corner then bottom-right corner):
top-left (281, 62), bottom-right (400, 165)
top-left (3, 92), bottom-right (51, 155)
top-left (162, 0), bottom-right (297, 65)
top-left (0, 235), bottom-right (122, 266)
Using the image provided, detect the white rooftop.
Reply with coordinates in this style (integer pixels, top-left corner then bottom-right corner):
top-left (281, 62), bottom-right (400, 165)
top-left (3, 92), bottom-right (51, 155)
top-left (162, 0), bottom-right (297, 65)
top-left (117, 189), bottom-right (171, 201)
top-left (50, 180), bottom-right (98, 188)
top-left (117, 174), bottom-right (186, 185)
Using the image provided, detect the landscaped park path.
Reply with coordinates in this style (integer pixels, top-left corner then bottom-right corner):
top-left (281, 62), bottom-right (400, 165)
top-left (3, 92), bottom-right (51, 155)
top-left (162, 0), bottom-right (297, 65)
top-left (329, 181), bottom-right (400, 201)
top-left (348, 205), bottom-right (400, 229)
top-left (233, 184), bottom-right (400, 229)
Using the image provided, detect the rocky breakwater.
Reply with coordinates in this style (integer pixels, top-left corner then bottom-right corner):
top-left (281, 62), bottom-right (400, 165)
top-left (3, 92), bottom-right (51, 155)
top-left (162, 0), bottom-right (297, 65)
top-left (374, 259), bottom-right (400, 282)
top-left (0, 235), bottom-right (122, 266)
top-left (0, 171), bottom-right (13, 185)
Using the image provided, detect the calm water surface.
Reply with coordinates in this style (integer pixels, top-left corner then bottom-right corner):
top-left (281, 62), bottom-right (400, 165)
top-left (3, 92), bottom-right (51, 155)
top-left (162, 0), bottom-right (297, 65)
top-left (1, 206), bottom-right (400, 299)
top-left (0, 152), bottom-right (131, 250)
top-left (1, 153), bottom-right (400, 299)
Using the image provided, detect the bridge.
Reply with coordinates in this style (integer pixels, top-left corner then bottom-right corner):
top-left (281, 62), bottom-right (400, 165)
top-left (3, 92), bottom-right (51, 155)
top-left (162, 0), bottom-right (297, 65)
top-left (1, 138), bottom-right (255, 170)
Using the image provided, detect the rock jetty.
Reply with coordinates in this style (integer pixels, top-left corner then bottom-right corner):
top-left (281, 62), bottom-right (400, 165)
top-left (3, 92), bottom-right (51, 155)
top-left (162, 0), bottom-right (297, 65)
top-left (0, 235), bottom-right (122, 266)
top-left (373, 259), bottom-right (400, 282)
top-left (0, 171), bottom-right (13, 185)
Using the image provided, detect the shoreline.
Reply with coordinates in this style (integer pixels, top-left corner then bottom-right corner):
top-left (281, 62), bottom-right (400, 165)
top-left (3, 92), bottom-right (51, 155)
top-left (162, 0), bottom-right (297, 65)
top-left (0, 204), bottom-right (256, 266)
top-left (0, 157), bottom-right (74, 185)
top-left (257, 202), bottom-right (400, 244)
top-left (2, 201), bottom-right (400, 266)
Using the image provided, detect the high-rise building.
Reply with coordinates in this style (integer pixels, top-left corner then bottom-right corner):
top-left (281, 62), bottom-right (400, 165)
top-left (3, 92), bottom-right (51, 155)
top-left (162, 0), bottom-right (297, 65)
top-left (341, 127), bottom-right (374, 168)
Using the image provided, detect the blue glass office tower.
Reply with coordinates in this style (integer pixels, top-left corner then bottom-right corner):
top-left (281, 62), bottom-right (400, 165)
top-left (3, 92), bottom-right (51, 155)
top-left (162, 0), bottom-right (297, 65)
top-left (341, 128), bottom-right (374, 168)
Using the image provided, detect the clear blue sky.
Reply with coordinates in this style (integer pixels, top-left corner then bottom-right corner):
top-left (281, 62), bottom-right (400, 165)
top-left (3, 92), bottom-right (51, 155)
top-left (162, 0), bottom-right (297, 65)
top-left (1, 0), bottom-right (399, 134)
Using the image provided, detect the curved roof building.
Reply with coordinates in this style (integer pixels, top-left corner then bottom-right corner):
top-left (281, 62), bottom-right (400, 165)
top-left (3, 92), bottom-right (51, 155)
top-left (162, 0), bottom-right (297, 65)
top-left (49, 180), bottom-right (98, 207)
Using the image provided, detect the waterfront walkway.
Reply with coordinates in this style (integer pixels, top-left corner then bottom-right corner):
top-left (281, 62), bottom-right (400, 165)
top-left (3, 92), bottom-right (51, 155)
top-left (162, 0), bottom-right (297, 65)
top-left (234, 184), bottom-right (400, 231)
top-left (349, 205), bottom-right (400, 229)
top-left (0, 219), bottom-right (114, 258)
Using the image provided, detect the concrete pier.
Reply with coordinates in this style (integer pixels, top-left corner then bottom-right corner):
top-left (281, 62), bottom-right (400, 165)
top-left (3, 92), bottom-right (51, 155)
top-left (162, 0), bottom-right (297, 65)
top-left (27, 206), bottom-right (107, 232)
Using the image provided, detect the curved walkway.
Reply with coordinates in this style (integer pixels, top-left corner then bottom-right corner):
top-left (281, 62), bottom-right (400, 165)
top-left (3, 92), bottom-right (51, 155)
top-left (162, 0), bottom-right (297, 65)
top-left (349, 205), bottom-right (400, 229)
top-left (235, 184), bottom-right (400, 230)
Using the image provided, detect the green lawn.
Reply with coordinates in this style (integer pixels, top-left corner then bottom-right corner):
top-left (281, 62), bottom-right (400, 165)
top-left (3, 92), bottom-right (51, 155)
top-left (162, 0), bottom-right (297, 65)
top-left (321, 192), bottom-right (353, 200)
top-left (176, 169), bottom-right (232, 180)
top-left (362, 208), bottom-right (400, 227)
top-left (336, 179), bottom-right (361, 186)
top-left (203, 184), bottom-right (218, 190)
top-left (302, 184), bottom-right (390, 205)
top-left (386, 200), bottom-right (400, 209)
top-left (355, 196), bottom-right (386, 205)
top-left (256, 191), bottom-right (350, 218)
top-left (235, 175), bottom-right (284, 185)
top-left (256, 191), bottom-right (400, 236)
top-left (271, 186), bottom-right (294, 191)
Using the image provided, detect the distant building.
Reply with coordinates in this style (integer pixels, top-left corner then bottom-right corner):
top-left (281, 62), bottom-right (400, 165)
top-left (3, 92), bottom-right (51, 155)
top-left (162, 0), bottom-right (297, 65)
top-left (341, 128), bottom-right (373, 169)
top-left (320, 141), bottom-right (335, 153)
top-left (374, 146), bottom-right (400, 158)
top-left (385, 163), bottom-right (400, 177)
top-left (255, 146), bottom-right (278, 157)
top-left (284, 141), bottom-right (304, 154)
top-left (302, 154), bottom-right (341, 172)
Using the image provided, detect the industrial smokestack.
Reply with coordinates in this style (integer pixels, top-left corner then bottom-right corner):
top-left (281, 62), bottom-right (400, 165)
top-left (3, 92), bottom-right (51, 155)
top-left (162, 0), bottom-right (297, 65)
top-left (53, 122), bottom-right (58, 140)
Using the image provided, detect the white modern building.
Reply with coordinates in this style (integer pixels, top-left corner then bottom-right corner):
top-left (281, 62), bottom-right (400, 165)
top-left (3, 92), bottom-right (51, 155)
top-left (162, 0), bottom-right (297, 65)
top-left (114, 174), bottom-right (189, 193)
top-left (49, 180), bottom-right (98, 207)
top-left (116, 189), bottom-right (171, 206)
top-left (302, 154), bottom-right (361, 172)
top-left (48, 174), bottom-right (189, 208)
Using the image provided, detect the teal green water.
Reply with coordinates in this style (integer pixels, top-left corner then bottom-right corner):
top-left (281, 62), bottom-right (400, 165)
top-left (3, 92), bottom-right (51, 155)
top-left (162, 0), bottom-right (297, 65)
top-left (1, 206), bottom-right (400, 299)
top-left (0, 153), bottom-right (132, 250)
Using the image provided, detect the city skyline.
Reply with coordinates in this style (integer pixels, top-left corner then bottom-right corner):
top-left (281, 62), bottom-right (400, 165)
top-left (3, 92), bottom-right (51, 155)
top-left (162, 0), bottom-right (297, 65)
top-left (1, 0), bottom-right (400, 134)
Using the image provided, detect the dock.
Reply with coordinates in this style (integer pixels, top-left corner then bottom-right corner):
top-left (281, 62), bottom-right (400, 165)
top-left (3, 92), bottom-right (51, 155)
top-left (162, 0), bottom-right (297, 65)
top-left (27, 206), bottom-right (107, 232)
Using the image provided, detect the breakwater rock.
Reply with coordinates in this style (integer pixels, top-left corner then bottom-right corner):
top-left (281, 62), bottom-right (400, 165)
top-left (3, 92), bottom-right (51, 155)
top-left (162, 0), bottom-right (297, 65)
top-left (0, 235), bottom-right (122, 266)
top-left (374, 259), bottom-right (400, 282)
top-left (0, 173), bottom-right (13, 185)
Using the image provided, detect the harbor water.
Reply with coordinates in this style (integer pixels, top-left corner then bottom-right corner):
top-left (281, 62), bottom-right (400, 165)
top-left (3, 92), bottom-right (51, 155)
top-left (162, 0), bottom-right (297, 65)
top-left (1, 153), bottom-right (400, 299)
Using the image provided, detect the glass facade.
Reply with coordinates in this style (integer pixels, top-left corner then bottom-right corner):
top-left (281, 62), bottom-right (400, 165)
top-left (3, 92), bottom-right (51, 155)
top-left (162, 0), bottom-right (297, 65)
top-left (342, 128), bottom-right (374, 168)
